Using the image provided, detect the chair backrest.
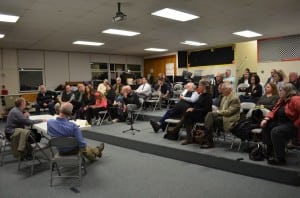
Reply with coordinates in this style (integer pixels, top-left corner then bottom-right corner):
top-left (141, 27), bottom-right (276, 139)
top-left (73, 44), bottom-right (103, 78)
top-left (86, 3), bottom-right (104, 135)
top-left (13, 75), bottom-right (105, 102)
top-left (246, 108), bottom-right (270, 119)
top-left (241, 102), bottom-right (256, 111)
top-left (49, 137), bottom-right (79, 148)
top-left (236, 83), bottom-right (249, 92)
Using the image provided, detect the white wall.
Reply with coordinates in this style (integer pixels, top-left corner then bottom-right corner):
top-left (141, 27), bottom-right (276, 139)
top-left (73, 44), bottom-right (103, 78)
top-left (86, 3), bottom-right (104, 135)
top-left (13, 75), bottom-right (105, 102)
top-left (0, 48), bottom-right (143, 93)
top-left (258, 60), bottom-right (300, 84)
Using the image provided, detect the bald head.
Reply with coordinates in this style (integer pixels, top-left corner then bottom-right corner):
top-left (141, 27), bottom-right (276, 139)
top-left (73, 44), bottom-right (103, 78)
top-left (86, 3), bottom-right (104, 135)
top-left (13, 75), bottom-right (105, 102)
top-left (60, 102), bottom-right (73, 117)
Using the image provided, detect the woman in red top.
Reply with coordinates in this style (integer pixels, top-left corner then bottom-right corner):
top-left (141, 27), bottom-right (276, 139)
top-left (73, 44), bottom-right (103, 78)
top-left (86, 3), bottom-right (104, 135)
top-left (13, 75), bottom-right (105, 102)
top-left (261, 83), bottom-right (300, 165)
top-left (86, 91), bottom-right (107, 124)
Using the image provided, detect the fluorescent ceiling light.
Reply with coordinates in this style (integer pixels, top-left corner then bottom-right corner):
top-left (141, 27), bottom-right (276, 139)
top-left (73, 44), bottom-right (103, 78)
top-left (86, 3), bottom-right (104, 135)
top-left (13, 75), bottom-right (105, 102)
top-left (73, 41), bottom-right (104, 46)
top-left (0, 34), bottom-right (5, 38)
top-left (102, 29), bottom-right (140, 36)
top-left (144, 48), bottom-right (168, 52)
top-left (181, 40), bottom-right (207, 46)
top-left (0, 14), bottom-right (19, 23)
top-left (151, 8), bottom-right (199, 22)
top-left (233, 30), bottom-right (262, 38)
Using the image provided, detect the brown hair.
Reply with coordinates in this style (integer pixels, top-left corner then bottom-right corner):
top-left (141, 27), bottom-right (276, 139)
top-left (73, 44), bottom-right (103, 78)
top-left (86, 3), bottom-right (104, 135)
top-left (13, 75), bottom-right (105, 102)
top-left (266, 82), bottom-right (278, 96)
top-left (15, 97), bottom-right (25, 107)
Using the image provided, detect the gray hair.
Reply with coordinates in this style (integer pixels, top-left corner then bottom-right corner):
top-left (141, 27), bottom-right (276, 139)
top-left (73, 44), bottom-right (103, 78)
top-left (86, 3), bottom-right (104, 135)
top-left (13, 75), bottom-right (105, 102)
top-left (281, 83), bottom-right (297, 98)
top-left (222, 82), bottom-right (233, 90)
top-left (60, 102), bottom-right (73, 116)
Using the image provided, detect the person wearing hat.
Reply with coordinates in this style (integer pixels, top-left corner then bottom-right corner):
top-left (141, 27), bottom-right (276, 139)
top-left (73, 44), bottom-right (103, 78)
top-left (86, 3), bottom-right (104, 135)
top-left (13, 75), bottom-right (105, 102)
top-left (169, 80), bottom-right (213, 145)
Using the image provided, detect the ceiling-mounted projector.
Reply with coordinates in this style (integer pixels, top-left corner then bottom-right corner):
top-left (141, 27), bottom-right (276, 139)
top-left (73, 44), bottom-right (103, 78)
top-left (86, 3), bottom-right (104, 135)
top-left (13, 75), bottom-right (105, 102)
top-left (112, 2), bottom-right (127, 22)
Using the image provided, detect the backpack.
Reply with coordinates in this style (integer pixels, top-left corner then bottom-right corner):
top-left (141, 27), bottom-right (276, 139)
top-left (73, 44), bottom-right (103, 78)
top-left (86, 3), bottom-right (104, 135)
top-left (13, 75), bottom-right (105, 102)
top-left (231, 109), bottom-right (264, 141)
top-left (249, 144), bottom-right (265, 161)
top-left (163, 126), bottom-right (179, 140)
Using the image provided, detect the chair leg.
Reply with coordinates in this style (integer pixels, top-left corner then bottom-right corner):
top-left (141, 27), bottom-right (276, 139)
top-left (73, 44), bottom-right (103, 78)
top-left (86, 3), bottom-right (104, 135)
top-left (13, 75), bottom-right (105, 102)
top-left (50, 162), bottom-right (53, 187)
top-left (31, 152), bottom-right (35, 175)
top-left (18, 155), bottom-right (22, 171)
top-left (0, 141), bottom-right (5, 166)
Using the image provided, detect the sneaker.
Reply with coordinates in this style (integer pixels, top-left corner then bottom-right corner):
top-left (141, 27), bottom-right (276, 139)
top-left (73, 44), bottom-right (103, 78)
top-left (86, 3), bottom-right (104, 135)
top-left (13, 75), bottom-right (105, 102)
top-left (150, 120), bottom-right (160, 133)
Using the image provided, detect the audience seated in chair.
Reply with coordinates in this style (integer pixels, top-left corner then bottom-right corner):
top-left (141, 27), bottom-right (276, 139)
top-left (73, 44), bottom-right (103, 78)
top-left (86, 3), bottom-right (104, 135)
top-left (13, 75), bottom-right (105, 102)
top-left (122, 85), bottom-right (141, 123)
top-left (288, 72), bottom-right (300, 92)
top-left (135, 77), bottom-right (152, 100)
top-left (97, 79), bottom-right (109, 95)
top-left (237, 69), bottom-right (251, 93)
top-left (153, 78), bottom-right (170, 100)
top-left (150, 82), bottom-right (199, 132)
top-left (256, 82), bottom-right (279, 110)
top-left (261, 83), bottom-right (300, 165)
top-left (200, 82), bottom-right (241, 148)
top-left (86, 92), bottom-right (108, 125)
top-left (35, 84), bottom-right (57, 115)
top-left (47, 102), bottom-right (104, 162)
top-left (77, 84), bottom-right (95, 121)
top-left (239, 74), bottom-right (263, 103)
top-left (71, 83), bottom-right (85, 117)
top-left (5, 97), bottom-right (46, 158)
top-left (112, 77), bottom-right (123, 97)
top-left (223, 69), bottom-right (235, 84)
top-left (169, 80), bottom-right (213, 145)
top-left (57, 84), bottom-right (74, 104)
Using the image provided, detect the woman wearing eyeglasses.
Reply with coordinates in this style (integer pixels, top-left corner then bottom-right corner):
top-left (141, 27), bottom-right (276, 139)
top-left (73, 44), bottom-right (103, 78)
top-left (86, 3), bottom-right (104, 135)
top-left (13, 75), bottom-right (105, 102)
top-left (260, 83), bottom-right (300, 165)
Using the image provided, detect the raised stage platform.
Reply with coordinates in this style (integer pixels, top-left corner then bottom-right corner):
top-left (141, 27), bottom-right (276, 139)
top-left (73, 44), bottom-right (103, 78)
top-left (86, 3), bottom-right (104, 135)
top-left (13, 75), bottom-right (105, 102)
top-left (83, 110), bottom-right (300, 186)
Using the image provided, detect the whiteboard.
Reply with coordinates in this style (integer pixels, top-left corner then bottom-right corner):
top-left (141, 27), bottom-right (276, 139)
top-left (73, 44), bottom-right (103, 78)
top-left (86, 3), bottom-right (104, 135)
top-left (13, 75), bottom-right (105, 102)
top-left (166, 63), bottom-right (174, 76)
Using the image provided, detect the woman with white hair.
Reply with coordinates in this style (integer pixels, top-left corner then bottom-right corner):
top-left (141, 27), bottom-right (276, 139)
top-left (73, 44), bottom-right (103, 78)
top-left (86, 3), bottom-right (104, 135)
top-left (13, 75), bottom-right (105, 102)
top-left (261, 83), bottom-right (300, 165)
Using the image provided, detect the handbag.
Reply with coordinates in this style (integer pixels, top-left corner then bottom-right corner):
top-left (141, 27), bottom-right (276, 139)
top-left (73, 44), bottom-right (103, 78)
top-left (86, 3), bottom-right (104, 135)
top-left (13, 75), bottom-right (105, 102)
top-left (249, 144), bottom-right (265, 161)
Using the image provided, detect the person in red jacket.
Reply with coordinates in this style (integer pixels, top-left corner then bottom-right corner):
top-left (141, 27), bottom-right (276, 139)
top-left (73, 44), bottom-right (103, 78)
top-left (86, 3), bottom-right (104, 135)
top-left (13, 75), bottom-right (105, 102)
top-left (261, 83), bottom-right (300, 165)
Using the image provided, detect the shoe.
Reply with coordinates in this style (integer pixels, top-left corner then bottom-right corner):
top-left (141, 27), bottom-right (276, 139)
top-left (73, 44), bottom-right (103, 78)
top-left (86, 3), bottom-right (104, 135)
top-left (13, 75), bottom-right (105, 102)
top-left (267, 157), bottom-right (286, 165)
top-left (96, 143), bottom-right (105, 158)
top-left (112, 118), bottom-right (119, 123)
top-left (181, 139), bottom-right (193, 145)
top-left (200, 139), bottom-right (214, 149)
top-left (150, 120), bottom-right (160, 133)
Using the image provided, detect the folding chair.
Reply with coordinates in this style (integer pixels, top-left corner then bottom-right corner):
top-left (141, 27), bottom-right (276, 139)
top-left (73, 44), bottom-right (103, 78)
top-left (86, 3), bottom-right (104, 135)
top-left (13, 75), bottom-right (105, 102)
top-left (18, 133), bottom-right (50, 175)
top-left (49, 137), bottom-right (86, 186)
top-left (132, 98), bottom-right (144, 122)
top-left (240, 102), bottom-right (256, 113)
top-left (0, 130), bottom-right (12, 166)
top-left (96, 110), bottom-right (109, 126)
top-left (236, 83), bottom-right (249, 96)
top-left (145, 92), bottom-right (161, 112)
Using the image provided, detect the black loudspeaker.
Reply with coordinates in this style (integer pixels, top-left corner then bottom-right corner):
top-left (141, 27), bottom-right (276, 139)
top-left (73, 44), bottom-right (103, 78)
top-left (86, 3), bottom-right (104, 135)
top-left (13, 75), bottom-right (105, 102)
top-left (178, 51), bottom-right (188, 68)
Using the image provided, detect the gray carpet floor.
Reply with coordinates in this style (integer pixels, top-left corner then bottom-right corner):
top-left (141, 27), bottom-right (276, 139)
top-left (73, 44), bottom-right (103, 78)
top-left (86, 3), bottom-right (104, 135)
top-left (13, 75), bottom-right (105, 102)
top-left (1, 138), bottom-right (300, 198)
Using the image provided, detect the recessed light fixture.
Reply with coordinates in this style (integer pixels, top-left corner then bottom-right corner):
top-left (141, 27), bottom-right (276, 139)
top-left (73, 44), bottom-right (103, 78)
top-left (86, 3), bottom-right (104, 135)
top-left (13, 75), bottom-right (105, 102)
top-left (151, 8), bottom-right (199, 22)
top-left (0, 34), bottom-right (5, 38)
top-left (144, 48), bottom-right (168, 52)
top-left (73, 41), bottom-right (104, 46)
top-left (0, 13), bottom-right (20, 23)
top-left (181, 40), bottom-right (207, 46)
top-left (233, 30), bottom-right (262, 38)
top-left (102, 29), bottom-right (140, 36)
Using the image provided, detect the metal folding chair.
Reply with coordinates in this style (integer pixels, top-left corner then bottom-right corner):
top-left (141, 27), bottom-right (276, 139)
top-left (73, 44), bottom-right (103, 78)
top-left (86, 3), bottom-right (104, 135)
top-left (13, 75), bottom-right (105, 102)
top-left (49, 137), bottom-right (86, 186)
top-left (0, 130), bottom-right (12, 166)
top-left (18, 133), bottom-right (50, 175)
